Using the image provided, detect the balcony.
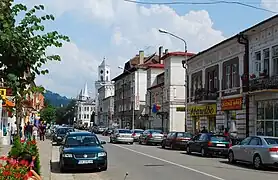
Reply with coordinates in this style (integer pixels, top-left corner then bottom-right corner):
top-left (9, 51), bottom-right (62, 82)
top-left (249, 75), bottom-right (278, 92)
top-left (194, 88), bottom-right (218, 102)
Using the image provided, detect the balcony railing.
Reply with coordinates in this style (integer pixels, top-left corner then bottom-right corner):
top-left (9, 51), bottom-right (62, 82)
top-left (194, 88), bottom-right (218, 102)
top-left (249, 75), bottom-right (278, 91)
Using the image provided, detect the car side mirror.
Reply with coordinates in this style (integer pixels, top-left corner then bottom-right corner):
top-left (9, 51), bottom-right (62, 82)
top-left (101, 141), bottom-right (106, 145)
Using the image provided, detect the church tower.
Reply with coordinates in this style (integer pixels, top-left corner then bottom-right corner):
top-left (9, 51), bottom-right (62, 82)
top-left (98, 58), bottom-right (111, 82)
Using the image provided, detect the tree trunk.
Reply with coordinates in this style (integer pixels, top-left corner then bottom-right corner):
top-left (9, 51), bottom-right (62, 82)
top-left (15, 97), bottom-right (23, 135)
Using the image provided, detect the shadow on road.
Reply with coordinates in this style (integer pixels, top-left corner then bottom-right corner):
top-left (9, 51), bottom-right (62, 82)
top-left (219, 161), bottom-right (278, 173)
top-left (50, 161), bottom-right (101, 174)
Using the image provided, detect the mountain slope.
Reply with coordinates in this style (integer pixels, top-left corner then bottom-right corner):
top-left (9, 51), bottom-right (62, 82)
top-left (44, 90), bottom-right (70, 107)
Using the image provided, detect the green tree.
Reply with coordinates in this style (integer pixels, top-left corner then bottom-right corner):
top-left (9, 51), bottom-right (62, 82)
top-left (0, 1), bottom-right (70, 131)
top-left (55, 100), bottom-right (76, 124)
top-left (40, 105), bottom-right (56, 124)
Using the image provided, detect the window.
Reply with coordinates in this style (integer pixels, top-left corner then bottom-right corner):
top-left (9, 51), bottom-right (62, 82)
top-left (232, 64), bottom-right (237, 87)
top-left (240, 137), bottom-right (252, 145)
top-left (272, 45), bottom-right (278, 75)
top-left (263, 49), bottom-right (269, 75)
top-left (248, 138), bottom-right (261, 145)
top-left (226, 65), bottom-right (231, 88)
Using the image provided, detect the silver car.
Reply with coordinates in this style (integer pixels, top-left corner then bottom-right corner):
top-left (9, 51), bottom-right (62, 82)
top-left (110, 129), bottom-right (134, 144)
top-left (228, 136), bottom-right (278, 169)
top-left (131, 129), bottom-right (144, 141)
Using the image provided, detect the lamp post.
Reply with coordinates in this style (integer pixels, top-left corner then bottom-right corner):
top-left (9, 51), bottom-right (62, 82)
top-left (118, 66), bottom-right (135, 130)
top-left (158, 29), bottom-right (188, 131)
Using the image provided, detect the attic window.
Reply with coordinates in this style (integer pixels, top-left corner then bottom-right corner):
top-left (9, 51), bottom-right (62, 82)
top-left (100, 70), bottom-right (103, 74)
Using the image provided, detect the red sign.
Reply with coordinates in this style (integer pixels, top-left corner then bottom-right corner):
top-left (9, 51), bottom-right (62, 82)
top-left (221, 97), bottom-right (243, 111)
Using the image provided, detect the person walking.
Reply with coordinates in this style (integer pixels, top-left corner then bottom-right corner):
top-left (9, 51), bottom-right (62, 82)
top-left (25, 122), bottom-right (33, 140)
top-left (39, 121), bottom-right (46, 141)
top-left (10, 121), bottom-right (17, 145)
top-left (32, 124), bottom-right (38, 140)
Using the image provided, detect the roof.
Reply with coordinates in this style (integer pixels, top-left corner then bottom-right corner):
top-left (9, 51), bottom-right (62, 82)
top-left (68, 131), bottom-right (95, 136)
top-left (160, 52), bottom-right (195, 61)
top-left (146, 64), bottom-right (164, 69)
top-left (187, 14), bottom-right (278, 61)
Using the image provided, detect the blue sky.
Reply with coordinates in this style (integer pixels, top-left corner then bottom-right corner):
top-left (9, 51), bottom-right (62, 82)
top-left (20, 0), bottom-right (277, 97)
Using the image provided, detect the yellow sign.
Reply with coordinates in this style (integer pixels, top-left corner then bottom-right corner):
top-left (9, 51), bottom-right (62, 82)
top-left (0, 89), bottom-right (6, 100)
top-left (176, 104), bottom-right (216, 116)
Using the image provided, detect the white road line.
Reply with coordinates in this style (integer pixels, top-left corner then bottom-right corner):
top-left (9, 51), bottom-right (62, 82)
top-left (111, 144), bottom-right (226, 180)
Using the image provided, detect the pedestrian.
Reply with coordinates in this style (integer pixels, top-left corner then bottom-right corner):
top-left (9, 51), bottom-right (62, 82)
top-left (39, 121), bottom-right (46, 141)
top-left (32, 124), bottom-right (38, 140)
top-left (25, 122), bottom-right (33, 140)
top-left (10, 121), bottom-right (17, 145)
top-left (201, 126), bottom-right (208, 133)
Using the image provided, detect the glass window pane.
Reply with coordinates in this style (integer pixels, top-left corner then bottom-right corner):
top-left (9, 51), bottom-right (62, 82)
top-left (265, 101), bottom-right (273, 119)
top-left (265, 121), bottom-right (273, 136)
top-left (274, 101), bottom-right (278, 119)
top-left (257, 101), bottom-right (264, 120)
top-left (275, 122), bottom-right (278, 137)
top-left (256, 121), bottom-right (264, 136)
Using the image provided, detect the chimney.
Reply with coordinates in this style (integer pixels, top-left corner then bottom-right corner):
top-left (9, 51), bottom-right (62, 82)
top-left (158, 46), bottom-right (163, 63)
top-left (139, 50), bottom-right (144, 64)
top-left (164, 49), bottom-right (168, 54)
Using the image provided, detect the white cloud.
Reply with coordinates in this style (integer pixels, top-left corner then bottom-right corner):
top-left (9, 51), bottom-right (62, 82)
top-left (24, 0), bottom-right (225, 97)
top-left (261, 0), bottom-right (278, 12)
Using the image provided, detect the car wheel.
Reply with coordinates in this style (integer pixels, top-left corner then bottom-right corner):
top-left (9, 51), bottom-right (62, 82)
top-left (161, 142), bottom-right (165, 149)
top-left (109, 137), bottom-right (112, 143)
top-left (228, 151), bottom-right (236, 164)
top-left (138, 140), bottom-right (142, 144)
top-left (130, 142), bottom-right (134, 145)
top-left (253, 155), bottom-right (263, 169)
top-left (201, 148), bottom-right (206, 157)
top-left (170, 143), bottom-right (175, 150)
top-left (186, 145), bottom-right (191, 154)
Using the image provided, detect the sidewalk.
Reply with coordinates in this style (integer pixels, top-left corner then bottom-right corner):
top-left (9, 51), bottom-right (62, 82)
top-left (37, 139), bottom-right (52, 180)
top-left (0, 144), bottom-right (11, 156)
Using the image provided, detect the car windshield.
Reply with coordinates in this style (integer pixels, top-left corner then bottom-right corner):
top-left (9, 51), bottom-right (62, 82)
top-left (177, 132), bottom-right (192, 138)
top-left (264, 138), bottom-right (278, 145)
top-left (119, 129), bottom-right (132, 134)
top-left (210, 135), bottom-right (229, 142)
top-left (134, 130), bottom-right (144, 133)
top-left (151, 130), bottom-right (162, 134)
top-left (57, 128), bottom-right (73, 135)
top-left (66, 135), bottom-right (100, 146)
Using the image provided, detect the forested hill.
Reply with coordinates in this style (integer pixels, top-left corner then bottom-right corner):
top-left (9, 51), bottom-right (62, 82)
top-left (44, 90), bottom-right (70, 107)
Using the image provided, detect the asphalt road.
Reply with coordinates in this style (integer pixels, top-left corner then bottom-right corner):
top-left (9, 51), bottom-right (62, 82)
top-left (50, 135), bottom-right (278, 180)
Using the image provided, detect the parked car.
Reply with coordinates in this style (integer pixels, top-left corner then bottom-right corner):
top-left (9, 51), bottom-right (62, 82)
top-left (161, 132), bottom-right (193, 150)
top-left (187, 133), bottom-right (231, 157)
top-left (53, 127), bottom-right (75, 145)
top-left (138, 129), bottom-right (164, 145)
top-left (102, 128), bottom-right (114, 136)
top-left (59, 131), bottom-right (107, 172)
top-left (131, 129), bottom-right (144, 142)
top-left (97, 126), bottom-right (106, 134)
top-left (110, 129), bottom-right (134, 144)
top-left (228, 136), bottom-right (278, 169)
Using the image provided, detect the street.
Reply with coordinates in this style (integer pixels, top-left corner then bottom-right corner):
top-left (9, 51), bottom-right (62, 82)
top-left (49, 135), bottom-right (278, 180)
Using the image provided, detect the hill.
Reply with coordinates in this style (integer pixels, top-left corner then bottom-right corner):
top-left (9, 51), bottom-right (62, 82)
top-left (44, 90), bottom-right (70, 107)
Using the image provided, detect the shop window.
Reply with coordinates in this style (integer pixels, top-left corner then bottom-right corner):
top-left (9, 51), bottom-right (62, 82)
top-left (265, 121), bottom-right (273, 136)
top-left (257, 101), bottom-right (264, 120)
top-left (265, 101), bottom-right (274, 119)
top-left (256, 121), bottom-right (264, 135)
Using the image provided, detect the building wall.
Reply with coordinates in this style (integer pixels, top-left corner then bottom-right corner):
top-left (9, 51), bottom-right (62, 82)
top-left (147, 68), bottom-right (164, 88)
top-left (76, 101), bottom-right (96, 126)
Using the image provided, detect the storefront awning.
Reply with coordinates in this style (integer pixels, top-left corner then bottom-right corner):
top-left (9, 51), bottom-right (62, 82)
top-left (2, 100), bottom-right (15, 107)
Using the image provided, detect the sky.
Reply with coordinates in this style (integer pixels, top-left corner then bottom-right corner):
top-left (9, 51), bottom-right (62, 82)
top-left (17, 0), bottom-right (278, 98)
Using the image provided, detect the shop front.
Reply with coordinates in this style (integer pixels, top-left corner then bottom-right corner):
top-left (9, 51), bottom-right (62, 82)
top-left (221, 97), bottom-right (243, 132)
top-left (188, 104), bottom-right (217, 133)
top-left (256, 100), bottom-right (278, 137)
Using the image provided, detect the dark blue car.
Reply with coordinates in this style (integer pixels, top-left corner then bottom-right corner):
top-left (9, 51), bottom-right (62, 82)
top-left (59, 131), bottom-right (107, 172)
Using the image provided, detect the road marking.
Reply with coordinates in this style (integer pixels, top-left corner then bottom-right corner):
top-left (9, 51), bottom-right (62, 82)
top-left (111, 144), bottom-right (226, 180)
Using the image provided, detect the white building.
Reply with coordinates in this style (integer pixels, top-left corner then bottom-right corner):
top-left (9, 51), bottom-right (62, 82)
top-left (95, 58), bottom-right (111, 125)
top-left (76, 83), bottom-right (96, 127)
top-left (97, 60), bottom-right (114, 127)
top-left (113, 51), bottom-right (158, 129)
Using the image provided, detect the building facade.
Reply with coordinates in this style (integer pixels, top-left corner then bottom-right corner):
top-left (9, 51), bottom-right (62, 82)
top-left (113, 51), bottom-right (160, 129)
top-left (76, 83), bottom-right (96, 127)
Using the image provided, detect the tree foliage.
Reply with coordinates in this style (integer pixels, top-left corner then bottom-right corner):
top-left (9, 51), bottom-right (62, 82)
top-left (55, 100), bottom-right (76, 124)
top-left (40, 104), bottom-right (56, 124)
top-left (0, 1), bottom-right (70, 129)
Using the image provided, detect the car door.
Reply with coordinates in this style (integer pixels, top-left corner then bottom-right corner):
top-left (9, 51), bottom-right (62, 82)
top-left (234, 136), bottom-right (252, 161)
top-left (190, 134), bottom-right (201, 152)
top-left (245, 137), bottom-right (262, 163)
top-left (166, 133), bottom-right (174, 146)
top-left (112, 130), bottom-right (118, 141)
top-left (195, 134), bottom-right (207, 152)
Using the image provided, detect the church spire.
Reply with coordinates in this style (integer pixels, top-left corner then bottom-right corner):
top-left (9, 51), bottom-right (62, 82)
top-left (100, 57), bottom-right (106, 67)
top-left (83, 83), bottom-right (89, 98)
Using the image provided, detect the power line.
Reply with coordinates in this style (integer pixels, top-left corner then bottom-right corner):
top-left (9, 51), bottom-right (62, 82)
top-left (123, 0), bottom-right (277, 13)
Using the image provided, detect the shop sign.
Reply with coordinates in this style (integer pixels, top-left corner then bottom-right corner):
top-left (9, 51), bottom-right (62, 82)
top-left (0, 89), bottom-right (6, 100)
top-left (176, 104), bottom-right (216, 116)
top-left (221, 97), bottom-right (242, 111)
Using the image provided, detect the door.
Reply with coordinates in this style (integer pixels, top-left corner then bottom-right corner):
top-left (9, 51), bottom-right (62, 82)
top-left (245, 137), bottom-right (262, 163)
top-left (195, 134), bottom-right (207, 152)
top-left (190, 134), bottom-right (201, 152)
top-left (165, 133), bottom-right (174, 146)
top-left (234, 137), bottom-right (252, 160)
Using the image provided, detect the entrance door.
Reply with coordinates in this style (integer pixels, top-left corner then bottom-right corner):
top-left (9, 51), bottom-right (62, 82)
top-left (208, 116), bottom-right (216, 132)
top-left (192, 117), bottom-right (200, 134)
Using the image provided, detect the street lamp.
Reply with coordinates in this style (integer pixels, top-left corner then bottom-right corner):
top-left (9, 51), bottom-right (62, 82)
top-left (118, 66), bottom-right (135, 130)
top-left (158, 28), bottom-right (188, 132)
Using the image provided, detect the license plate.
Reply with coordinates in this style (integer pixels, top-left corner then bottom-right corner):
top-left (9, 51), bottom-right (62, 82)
top-left (216, 144), bottom-right (225, 147)
top-left (78, 160), bottom-right (94, 164)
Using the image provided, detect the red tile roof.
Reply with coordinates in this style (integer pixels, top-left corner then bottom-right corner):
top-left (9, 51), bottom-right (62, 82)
top-left (146, 64), bottom-right (164, 69)
top-left (161, 52), bottom-right (195, 61)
